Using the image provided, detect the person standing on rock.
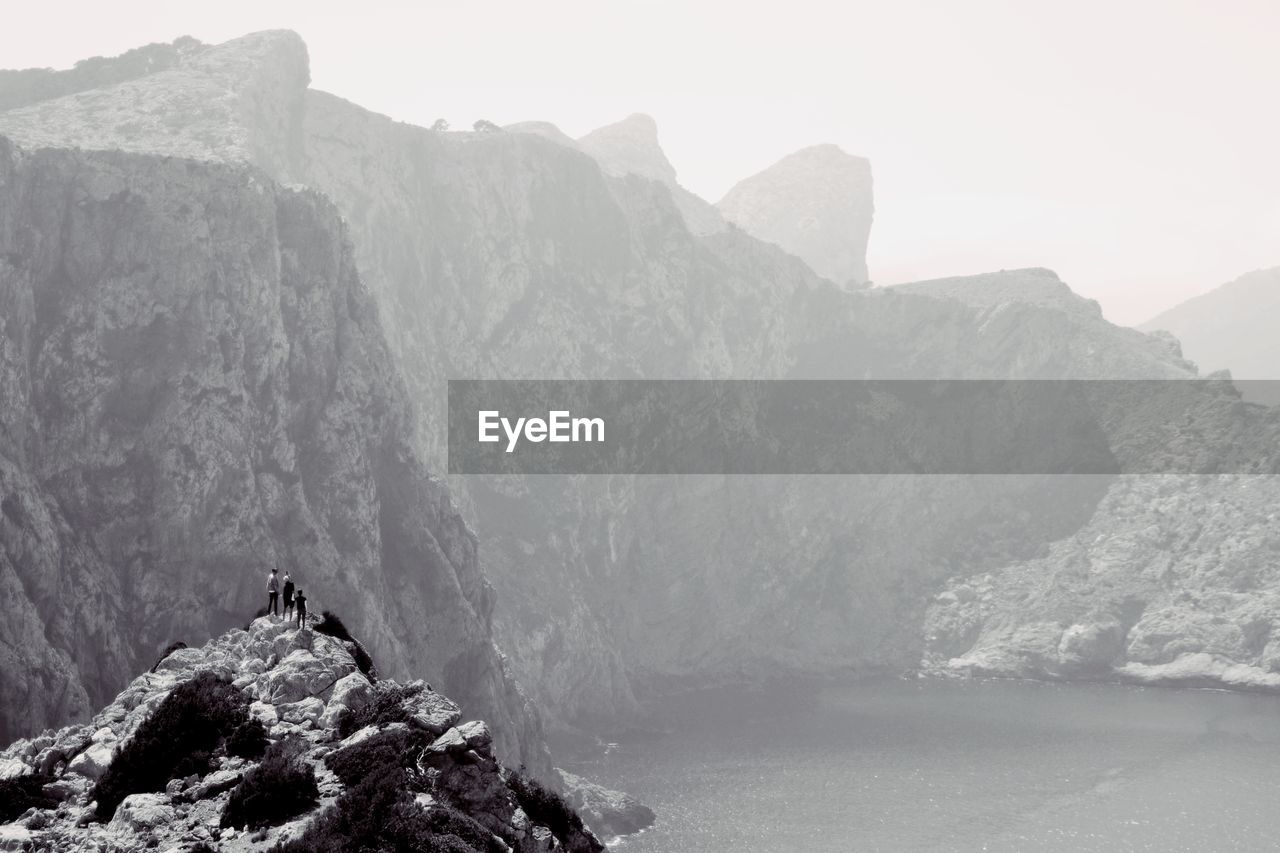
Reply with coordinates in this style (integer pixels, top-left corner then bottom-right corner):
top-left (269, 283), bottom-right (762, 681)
top-left (294, 588), bottom-right (308, 629)
top-left (267, 567), bottom-right (280, 618)
top-left (282, 571), bottom-right (296, 620)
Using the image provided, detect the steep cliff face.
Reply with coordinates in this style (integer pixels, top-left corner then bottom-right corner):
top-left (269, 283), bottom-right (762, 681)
top-left (717, 144), bottom-right (874, 286)
top-left (4, 29), bottom-right (1278, 746)
top-left (0, 139), bottom-right (545, 771)
top-left (300, 85), bottom-right (1215, 717)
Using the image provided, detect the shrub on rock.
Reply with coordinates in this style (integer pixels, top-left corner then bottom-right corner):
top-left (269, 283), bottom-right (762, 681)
top-left (326, 727), bottom-right (425, 788)
top-left (0, 772), bottom-right (59, 822)
top-left (336, 682), bottom-right (424, 739)
top-left (313, 611), bottom-right (376, 678)
top-left (226, 719), bottom-right (269, 760)
top-left (92, 672), bottom-right (248, 819)
top-left (508, 768), bottom-right (589, 846)
top-left (221, 743), bottom-right (318, 830)
top-left (274, 766), bottom-right (504, 853)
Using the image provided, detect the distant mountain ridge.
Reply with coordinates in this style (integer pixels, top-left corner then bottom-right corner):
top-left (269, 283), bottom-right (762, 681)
top-left (1141, 266), bottom-right (1280, 382)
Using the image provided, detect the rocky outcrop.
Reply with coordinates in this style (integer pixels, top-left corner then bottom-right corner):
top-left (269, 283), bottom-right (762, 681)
top-left (558, 769), bottom-right (655, 839)
top-left (0, 136), bottom-right (546, 772)
top-left (577, 113), bottom-right (675, 185)
top-left (0, 618), bottom-right (601, 852)
top-left (924, 472), bottom-right (1280, 690)
top-left (717, 144), bottom-right (874, 286)
top-left (571, 112), bottom-right (727, 236)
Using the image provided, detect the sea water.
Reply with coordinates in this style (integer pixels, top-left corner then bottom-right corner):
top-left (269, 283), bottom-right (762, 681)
top-left (565, 679), bottom-right (1280, 852)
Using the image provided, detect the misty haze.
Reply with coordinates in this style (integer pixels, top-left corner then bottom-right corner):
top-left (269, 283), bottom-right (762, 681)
top-left (0, 3), bottom-right (1278, 852)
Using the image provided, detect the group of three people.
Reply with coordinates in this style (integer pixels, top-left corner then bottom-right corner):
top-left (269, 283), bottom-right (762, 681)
top-left (266, 568), bottom-right (308, 627)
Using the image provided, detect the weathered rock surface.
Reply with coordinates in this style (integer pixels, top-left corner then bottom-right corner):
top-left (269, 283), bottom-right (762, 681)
top-left (0, 618), bottom-right (606, 852)
top-left (717, 143), bottom-right (874, 286)
top-left (0, 128), bottom-right (545, 771)
top-left (924, 474), bottom-right (1280, 690)
top-left (559, 768), bottom-right (656, 838)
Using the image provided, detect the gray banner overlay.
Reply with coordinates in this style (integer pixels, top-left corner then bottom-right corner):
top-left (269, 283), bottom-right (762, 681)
top-left (448, 379), bottom-right (1280, 475)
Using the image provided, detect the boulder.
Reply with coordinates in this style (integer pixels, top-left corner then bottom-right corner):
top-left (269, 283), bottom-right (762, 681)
top-left (109, 793), bottom-right (176, 835)
top-left (405, 686), bottom-right (461, 736)
top-left (319, 672), bottom-right (374, 729)
top-left (259, 649), bottom-right (352, 705)
top-left (248, 700), bottom-right (279, 726)
top-left (0, 756), bottom-right (28, 780)
top-left (185, 768), bottom-right (242, 801)
top-left (67, 742), bottom-right (115, 781)
top-left (337, 723), bottom-right (410, 751)
top-left (0, 826), bottom-right (32, 851)
top-left (428, 728), bottom-right (467, 755)
top-left (457, 720), bottom-right (493, 752)
top-left (278, 697), bottom-right (325, 725)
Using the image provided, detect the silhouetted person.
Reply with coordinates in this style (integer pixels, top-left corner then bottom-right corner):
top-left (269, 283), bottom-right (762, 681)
top-left (282, 571), bottom-right (296, 619)
top-left (294, 589), bottom-right (308, 628)
top-left (267, 568), bottom-right (280, 617)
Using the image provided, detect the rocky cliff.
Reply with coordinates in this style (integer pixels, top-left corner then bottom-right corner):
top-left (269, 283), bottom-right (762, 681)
top-left (717, 144), bottom-right (874, 286)
top-left (4, 29), bottom-right (1280, 751)
top-left (0, 137), bottom-right (545, 772)
top-left (0, 617), bottom-right (604, 851)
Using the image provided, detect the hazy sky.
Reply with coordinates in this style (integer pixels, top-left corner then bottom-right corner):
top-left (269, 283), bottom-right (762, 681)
top-left (4, 1), bottom-right (1277, 324)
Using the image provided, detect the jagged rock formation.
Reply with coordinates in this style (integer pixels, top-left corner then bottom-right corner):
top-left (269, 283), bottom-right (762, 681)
top-left (504, 116), bottom-right (731, 236)
top-left (1141, 267), bottom-right (1280, 399)
top-left (0, 618), bottom-right (604, 851)
top-left (4, 28), bottom-right (1280, 754)
top-left (0, 135), bottom-right (545, 772)
top-left (577, 114), bottom-right (675, 185)
top-left (717, 144), bottom-right (874, 286)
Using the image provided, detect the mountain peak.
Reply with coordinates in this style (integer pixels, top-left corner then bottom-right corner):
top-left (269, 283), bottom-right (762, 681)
top-left (577, 112), bottom-right (676, 185)
top-left (717, 143), bottom-right (874, 286)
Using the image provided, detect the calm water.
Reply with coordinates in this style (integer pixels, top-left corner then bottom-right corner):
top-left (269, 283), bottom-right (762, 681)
top-left (565, 679), bottom-right (1280, 852)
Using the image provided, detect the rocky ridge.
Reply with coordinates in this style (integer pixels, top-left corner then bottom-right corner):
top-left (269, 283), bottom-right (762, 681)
top-left (0, 617), bottom-right (606, 852)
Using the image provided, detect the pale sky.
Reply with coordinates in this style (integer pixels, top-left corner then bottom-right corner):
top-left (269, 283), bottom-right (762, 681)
top-left (4, 1), bottom-right (1277, 325)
